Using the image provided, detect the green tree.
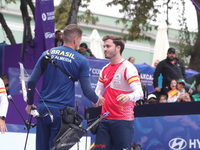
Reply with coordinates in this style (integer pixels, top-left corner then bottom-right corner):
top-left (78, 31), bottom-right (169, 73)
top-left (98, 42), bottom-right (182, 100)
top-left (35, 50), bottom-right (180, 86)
top-left (188, 0), bottom-right (200, 71)
top-left (55, 0), bottom-right (98, 30)
top-left (176, 0), bottom-right (197, 69)
top-left (0, 0), bottom-right (34, 44)
top-left (1, 0), bottom-right (200, 71)
top-left (104, 0), bottom-right (200, 71)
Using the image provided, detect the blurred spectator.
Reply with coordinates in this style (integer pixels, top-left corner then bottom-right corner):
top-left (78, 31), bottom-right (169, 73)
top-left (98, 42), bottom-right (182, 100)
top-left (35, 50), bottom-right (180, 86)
top-left (78, 43), bottom-right (95, 57)
top-left (176, 78), bottom-right (193, 94)
top-left (153, 59), bottom-right (160, 67)
top-left (136, 72), bottom-right (148, 105)
top-left (0, 74), bottom-right (9, 94)
top-left (159, 95), bottom-right (168, 103)
top-left (151, 60), bottom-right (162, 99)
top-left (146, 94), bottom-right (157, 104)
top-left (192, 81), bottom-right (200, 101)
top-left (167, 79), bottom-right (178, 102)
top-left (177, 78), bottom-right (186, 94)
top-left (176, 78), bottom-right (194, 102)
top-left (177, 92), bottom-right (194, 102)
top-left (153, 48), bottom-right (186, 96)
top-left (55, 30), bottom-right (63, 47)
top-left (128, 56), bottom-right (135, 64)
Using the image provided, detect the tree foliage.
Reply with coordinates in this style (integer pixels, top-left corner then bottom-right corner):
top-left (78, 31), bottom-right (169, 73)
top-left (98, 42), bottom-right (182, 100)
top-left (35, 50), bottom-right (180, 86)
top-left (0, 0), bottom-right (34, 44)
top-left (55, 0), bottom-right (200, 70)
top-left (107, 0), bottom-right (160, 41)
top-left (1, 0), bottom-right (200, 71)
top-left (106, 0), bottom-right (200, 71)
top-left (54, 0), bottom-right (71, 29)
top-left (176, 0), bottom-right (197, 69)
top-left (188, 0), bottom-right (200, 71)
top-left (173, 0), bottom-right (200, 71)
top-left (55, 0), bottom-right (98, 30)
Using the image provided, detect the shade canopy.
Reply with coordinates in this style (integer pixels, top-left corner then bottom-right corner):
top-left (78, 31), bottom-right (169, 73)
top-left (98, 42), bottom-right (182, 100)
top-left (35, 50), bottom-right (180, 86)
top-left (89, 29), bottom-right (104, 59)
top-left (152, 20), bottom-right (169, 66)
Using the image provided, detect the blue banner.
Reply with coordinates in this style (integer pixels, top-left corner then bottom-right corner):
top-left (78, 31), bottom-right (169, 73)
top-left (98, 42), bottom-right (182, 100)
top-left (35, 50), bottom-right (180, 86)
top-left (35, 0), bottom-right (54, 51)
top-left (7, 58), bottom-right (199, 122)
top-left (134, 63), bottom-right (155, 93)
top-left (74, 57), bottom-right (109, 117)
top-left (133, 114), bottom-right (200, 150)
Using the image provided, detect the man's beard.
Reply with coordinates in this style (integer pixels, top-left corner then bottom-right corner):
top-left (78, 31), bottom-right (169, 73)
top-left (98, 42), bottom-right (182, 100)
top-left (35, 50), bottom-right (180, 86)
top-left (167, 56), bottom-right (174, 61)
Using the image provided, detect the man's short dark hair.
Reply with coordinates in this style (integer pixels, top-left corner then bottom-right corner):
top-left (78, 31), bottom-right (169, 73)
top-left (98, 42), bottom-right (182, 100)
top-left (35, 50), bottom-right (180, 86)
top-left (0, 74), bottom-right (8, 80)
top-left (55, 30), bottom-right (61, 34)
top-left (79, 43), bottom-right (88, 49)
top-left (102, 35), bottom-right (125, 54)
top-left (63, 24), bottom-right (82, 43)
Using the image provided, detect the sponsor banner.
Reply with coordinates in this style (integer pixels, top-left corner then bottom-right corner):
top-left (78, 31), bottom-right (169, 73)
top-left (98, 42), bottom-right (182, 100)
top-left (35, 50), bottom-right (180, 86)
top-left (134, 63), bottom-right (155, 93)
top-left (35, 0), bottom-right (54, 51)
top-left (5, 58), bottom-right (200, 149)
top-left (7, 58), bottom-right (198, 121)
top-left (8, 59), bottom-right (197, 99)
top-left (133, 114), bottom-right (200, 150)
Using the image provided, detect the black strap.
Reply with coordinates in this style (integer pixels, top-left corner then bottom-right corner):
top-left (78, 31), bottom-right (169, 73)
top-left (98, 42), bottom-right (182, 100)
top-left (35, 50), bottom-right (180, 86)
top-left (44, 49), bottom-right (76, 82)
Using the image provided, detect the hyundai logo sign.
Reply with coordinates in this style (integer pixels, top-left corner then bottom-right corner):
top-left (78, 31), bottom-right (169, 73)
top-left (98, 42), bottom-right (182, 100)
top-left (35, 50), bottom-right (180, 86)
top-left (169, 138), bottom-right (187, 150)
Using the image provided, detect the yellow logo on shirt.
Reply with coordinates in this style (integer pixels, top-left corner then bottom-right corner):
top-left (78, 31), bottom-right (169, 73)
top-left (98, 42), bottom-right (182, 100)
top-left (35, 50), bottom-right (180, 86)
top-left (51, 50), bottom-right (75, 59)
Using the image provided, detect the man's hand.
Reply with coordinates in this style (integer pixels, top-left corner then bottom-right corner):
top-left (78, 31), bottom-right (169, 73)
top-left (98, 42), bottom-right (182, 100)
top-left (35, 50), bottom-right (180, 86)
top-left (0, 119), bottom-right (7, 134)
top-left (116, 94), bottom-right (130, 104)
top-left (96, 95), bottom-right (105, 106)
top-left (155, 87), bottom-right (161, 92)
top-left (93, 91), bottom-right (105, 107)
top-left (25, 105), bottom-right (33, 114)
top-left (93, 95), bottom-right (105, 107)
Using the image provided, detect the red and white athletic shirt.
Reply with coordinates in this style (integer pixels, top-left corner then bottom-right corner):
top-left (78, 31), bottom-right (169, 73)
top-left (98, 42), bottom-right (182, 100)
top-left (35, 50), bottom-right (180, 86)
top-left (95, 59), bottom-right (143, 120)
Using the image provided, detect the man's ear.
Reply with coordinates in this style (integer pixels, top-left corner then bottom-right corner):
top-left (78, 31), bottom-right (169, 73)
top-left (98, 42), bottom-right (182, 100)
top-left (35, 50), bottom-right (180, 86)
top-left (116, 45), bottom-right (121, 52)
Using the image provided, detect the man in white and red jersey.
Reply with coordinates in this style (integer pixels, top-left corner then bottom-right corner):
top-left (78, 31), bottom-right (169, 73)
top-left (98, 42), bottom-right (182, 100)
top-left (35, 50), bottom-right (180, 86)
top-left (94, 35), bottom-right (143, 150)
top-left (0, 78), bottom-right (8, 133)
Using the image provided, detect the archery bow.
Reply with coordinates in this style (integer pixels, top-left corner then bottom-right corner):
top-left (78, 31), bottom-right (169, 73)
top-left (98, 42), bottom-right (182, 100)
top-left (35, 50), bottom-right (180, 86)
top-left (18, 62), bottom-right (39, 150)
top-left (19, 62), bottom-right (39, 117)
top-left (18, 62), bottom-right (54, 150)
top-left (18, 62), bottom-right (53, 120)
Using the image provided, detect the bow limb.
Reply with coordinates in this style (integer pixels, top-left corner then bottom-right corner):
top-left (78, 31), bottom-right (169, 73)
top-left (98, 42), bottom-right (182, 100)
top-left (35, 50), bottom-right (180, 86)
top-left (19, 62), bottom-right (28, 102)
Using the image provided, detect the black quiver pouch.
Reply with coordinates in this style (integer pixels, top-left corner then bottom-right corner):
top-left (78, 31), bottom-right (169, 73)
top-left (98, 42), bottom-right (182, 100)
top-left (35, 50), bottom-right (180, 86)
top-left (62, 107), bottom-right (83, 125)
